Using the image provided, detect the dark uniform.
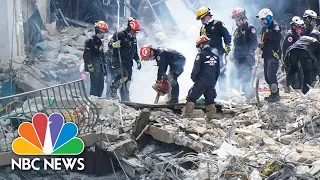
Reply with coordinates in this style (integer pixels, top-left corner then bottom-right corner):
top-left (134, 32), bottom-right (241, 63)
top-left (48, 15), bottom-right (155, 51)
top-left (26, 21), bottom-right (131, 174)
top-left (108, 29), bottom-right (139, 101)
top-left (154, 48), bottom-right (186, 103)
top-left (261, 21), bottom-right (282, 98)
top-left (284, 36), bottom-right (320, 94)
top-left (200, 18), bottom-right (231, 95)
top-left (302, 26), bottom-right (314, 36)
top-left (186, 46), bottom-right (220, 105)
top-left (83, 36), bottom-right (106, 97)
top-left (282, 30), bottom-right (303, 89)
top-left (231, 22), bottom-right (258, 93)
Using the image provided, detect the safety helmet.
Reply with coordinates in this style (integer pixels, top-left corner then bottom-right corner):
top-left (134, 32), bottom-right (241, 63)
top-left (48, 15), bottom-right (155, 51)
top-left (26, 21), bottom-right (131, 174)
top-left (196, 35), bottom-right (210, 48)
top-left (290, 16), bottom-right (304, 26)
top-left (155, 32), bottom-right (167, 41)
top-left (231, 8), bottom-right (246, 19)
top-left (303, 10), bottom-right (317, 19)
top-left (128, 17), bottom-right (141, 31)
top-left (311, 30), bottom-right (320, 40)
top-left (139, 45), bottom-right (151, 60)
top-left (256, 8), bottom-right (273, 20)
top-left (196, 7), bottom-right (210, 20)
top-left (95, 21), bottom-right (108, 33)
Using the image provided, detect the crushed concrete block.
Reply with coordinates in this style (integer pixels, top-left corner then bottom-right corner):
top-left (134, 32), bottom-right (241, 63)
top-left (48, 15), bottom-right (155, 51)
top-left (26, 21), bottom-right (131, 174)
top-left (8, 173), bottom-right (21, 180)
top-left (188, 134), bottom-right (200, 141)
top-left (107, 139), bottom-right (137, 158)
top-left (250, 169), bottom-right (262, 180)
top-left (280, 135), bottom-right (292, 145)
top-left (286, 122), bottom-right (299, 132)
top-left (280, 147), bottom-right (309, 163)
top-left (235, 128), bottom-right (254, 136)
top-left (193, 118), bottom-right (207, 124)
top-left (193, 140), bottom-right (215, 152)
top-left (309, 160), bottom-right (320, 175)
top-left (193, 126), bottom-right (207, 134)
top-left (146, 125), bottom-right (174, 144)
top-left (214, 141), bottom-right (245, 160)
top-left (296, 165), bottom-right (310, 175)
top-left (263, 137), bottom-right (275, 145)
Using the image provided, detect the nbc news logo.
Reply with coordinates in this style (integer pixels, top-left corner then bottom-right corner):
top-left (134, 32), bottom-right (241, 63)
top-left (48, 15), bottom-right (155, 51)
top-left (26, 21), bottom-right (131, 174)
top-left (11, 113), bottom-right (85, 171)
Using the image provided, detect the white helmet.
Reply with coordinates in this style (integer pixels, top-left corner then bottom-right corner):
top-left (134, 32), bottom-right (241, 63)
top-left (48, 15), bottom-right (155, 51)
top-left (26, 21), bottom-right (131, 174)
top-left (256, 8), bottom-right (273, 19)
top-left (303, 10), bottom-right (317, 19)
top-left (291, 16), bottom-right (304, 26)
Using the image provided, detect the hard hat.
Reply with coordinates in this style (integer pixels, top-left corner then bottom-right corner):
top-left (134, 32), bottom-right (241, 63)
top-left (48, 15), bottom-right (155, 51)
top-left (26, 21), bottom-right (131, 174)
top-left (128, 17), bottom-right (141, 31)
top-left (95, 21), bottom-right (108, 33)
top-left (196, 7), bottom-right (210, 20)
top-left (139, 45), bottom-right (151, 60)
top-left (303, 10), bottom-right (317, 19)
top-left (231, 8), bottom-right (246, 19)
top-left (196, 35), bottom-right (210, 48)
top-left (311, 30), bottom-right (320, 39)
top-left (291, 16), bottom-right (304, 26)
top-left (155, 32), bottom-right (167, 41)
top-left (256, 8), bottom-right (273, 19)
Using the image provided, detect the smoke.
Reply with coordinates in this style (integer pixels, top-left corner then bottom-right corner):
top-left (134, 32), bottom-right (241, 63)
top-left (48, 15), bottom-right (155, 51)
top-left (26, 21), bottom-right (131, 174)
top-left (129, 0), bottom-right (299, 103)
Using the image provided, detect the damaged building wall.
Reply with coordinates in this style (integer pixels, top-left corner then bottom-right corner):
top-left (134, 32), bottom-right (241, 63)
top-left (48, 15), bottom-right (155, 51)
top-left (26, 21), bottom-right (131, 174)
top-left (0, 0), bottom-right (25, 68)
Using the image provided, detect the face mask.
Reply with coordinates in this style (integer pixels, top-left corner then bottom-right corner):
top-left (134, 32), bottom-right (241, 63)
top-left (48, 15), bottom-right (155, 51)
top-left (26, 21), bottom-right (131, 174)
top-left (311, 21), bottom-right (317, 27)
top-left (236, 20), bottom-right (243, 26)
top-left (202, 17), bottom-right (210, 25)
top-left (295, 27), bottom-right (302, 35)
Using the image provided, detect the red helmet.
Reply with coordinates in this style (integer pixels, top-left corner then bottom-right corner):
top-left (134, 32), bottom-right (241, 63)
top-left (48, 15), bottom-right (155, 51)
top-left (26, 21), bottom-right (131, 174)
top-left (196, 35), bottom-right (210, 48)
top-left (95, 21), bottom-right (108, 33)
top-left (128, 17), bottom-right (141, 31)
top-left (140, 45), bottom-right (151, 60)
top-left (231, 8), bottom-right (246, 19)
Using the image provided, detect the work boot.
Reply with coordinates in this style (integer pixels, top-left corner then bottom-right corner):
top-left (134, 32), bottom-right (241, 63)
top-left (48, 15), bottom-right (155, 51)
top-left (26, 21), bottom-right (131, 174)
top-left (184, 102), bottom-right (195, 116)
top-left (264, 94), bottom-right (280, 102)
top-left (206, 104), bottom-right (217, 120)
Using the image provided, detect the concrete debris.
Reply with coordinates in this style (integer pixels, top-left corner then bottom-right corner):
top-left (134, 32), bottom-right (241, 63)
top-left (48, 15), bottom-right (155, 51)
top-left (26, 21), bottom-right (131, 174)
top-left (107, 139), bottom-right (137, 158)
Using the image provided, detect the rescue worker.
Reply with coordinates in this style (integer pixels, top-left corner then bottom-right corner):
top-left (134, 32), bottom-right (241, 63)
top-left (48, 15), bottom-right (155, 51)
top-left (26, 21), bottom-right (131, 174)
top-left (196, 7), bottom-right (232, 99)
top-left (230, 8), bottom-right (258, 95)
top-left (83, 21), bottom-right (108, 97)
top-left (139, 45), bottom-right (186, 104)
top-left (302, 10), bottom-right (318, 36)
top-left (108, 17), bottom-right (142, 101)
top-left (283, 30), bottom-right (320, 94)
top-left (282, 16), bottom-right (305, 92)
top-left (185, 36), bottom-right (220, 119)
top-left (256, 8), bottom-right (282, 102)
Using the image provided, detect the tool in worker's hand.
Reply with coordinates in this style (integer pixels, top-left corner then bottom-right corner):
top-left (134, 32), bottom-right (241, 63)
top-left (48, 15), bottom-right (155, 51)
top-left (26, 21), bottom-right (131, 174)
top-left (221, 53), bottom-right (228, 73)
top-left (252, 32), bottom-right (265, 86)
top-left (153, 75), bottom-right (169, 104)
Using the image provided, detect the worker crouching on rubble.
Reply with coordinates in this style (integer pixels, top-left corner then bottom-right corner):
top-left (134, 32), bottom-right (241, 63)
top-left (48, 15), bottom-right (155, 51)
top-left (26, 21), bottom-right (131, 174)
top-left (282, 16), bottom-right (305, 92)
top-left (108, 17), bottom-right (142, 101)
top-left (256, 8), bottom-right (282, 102)
top-left (196, 7), bottom-right (232, 100)
top-left (230, 8), bottom-right (258, 95)
top-left (283, 30), bottom-right (320, 94)
top-left (185, 36), bottom-right (220, 119)
top-left (139, 45), bottom-right (186, 104)
top-left (83, 21), bottom-right (108, 97)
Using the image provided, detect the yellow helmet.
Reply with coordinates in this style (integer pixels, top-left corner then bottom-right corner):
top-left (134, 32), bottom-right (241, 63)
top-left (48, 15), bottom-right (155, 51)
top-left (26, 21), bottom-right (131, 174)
top-left (155, 32), bottom-right (167, 40)
top-left (196, 7), bottom-right (210, 20)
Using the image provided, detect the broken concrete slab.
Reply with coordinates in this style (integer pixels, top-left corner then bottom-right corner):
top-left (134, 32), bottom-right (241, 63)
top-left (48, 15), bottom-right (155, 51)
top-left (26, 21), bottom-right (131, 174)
top-left (132, 108), bottom-right (150, 140)
top-left (263, 137), bottom-right (276, 145)
top-left (309, 160), bottom-right (320, 175)
top-left (146, 125), bottom-right (174, 144)
top-left (214, 141), bottom-right (245, 160)
top-left (107, 139), bottom-right (137, 158)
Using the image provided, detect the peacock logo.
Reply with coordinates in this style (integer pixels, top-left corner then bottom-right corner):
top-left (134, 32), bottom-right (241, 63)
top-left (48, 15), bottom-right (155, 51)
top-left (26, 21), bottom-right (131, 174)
top-left (12, 113), bottom-right (84, 155)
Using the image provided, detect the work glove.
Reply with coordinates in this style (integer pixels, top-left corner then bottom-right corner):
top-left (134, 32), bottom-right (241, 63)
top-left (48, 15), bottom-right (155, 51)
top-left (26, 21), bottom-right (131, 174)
top-left (112, 40), bottom-right (121, 48)
top-left (136, 60), bottom-right (142, 70)
top-left (224, 45), bottom-right (231, 54)
top-left (258, 42), bottom-right (264, 49)
top-left (273, 51), bottom-right (280, 60)
top-left (87, 64), bottom-right (94, 73)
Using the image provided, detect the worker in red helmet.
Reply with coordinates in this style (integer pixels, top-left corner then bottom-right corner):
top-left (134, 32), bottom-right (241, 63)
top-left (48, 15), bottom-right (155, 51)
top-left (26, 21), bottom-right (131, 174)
top-left (108, 17), bottom-right (142, 101)
top-left (185, 36), bottom-right (220, 119)
top-left (83, 20), bottom-right (109, 97)
top-left (139, 45), bottom-right (186, 104)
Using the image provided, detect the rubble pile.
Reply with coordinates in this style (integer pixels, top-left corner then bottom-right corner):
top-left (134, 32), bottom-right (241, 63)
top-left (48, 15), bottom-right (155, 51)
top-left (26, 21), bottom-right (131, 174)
top-left (1, 90), bottom-right (320, 179)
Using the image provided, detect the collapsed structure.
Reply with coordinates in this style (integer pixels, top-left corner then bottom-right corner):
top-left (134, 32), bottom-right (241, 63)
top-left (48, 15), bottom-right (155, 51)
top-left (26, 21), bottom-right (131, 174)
top-left (0, 0), bottom-right (320, 179)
